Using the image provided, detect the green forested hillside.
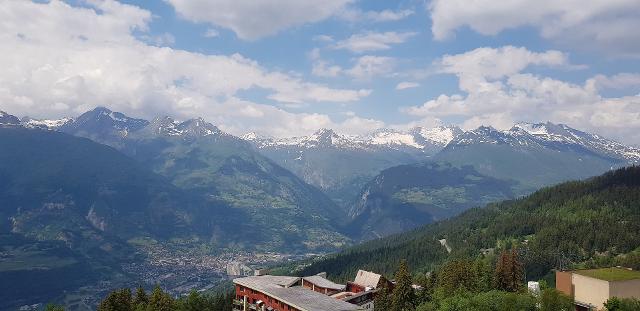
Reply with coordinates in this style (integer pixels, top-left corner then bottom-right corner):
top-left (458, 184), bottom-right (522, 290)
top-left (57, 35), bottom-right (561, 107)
top-left (62, 108), bottom-right (350, 251)
top-left (348, 162), bottom-right (515, 239)
top-left (297, 166), bottom-right (640, 282)
top-left (0, 127), bottom-right (227, 308)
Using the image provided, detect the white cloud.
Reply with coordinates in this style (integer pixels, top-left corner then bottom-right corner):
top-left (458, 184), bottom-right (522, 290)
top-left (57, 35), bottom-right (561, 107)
top-left (309, 49), bottom-right (394, 80)
top-left (204, 28), bottom-right (219, 38)
top-left (346, 56), bottom-right (396, 80)
top-left (0, 0), bottom-right (372, 138)
top-left (312, 61), bottom-right (343, 78)
top-left (339, 8), bottom-right (414, 23)
top-left (435, 46), bottom-right (573, 92)
top-left (166, 0), bottom-right (353, 40)
top-left (333, 31), bottom-right (417, 53)
top-left (403, 46), bottom-right (640, 144)
top-left (396, 82), bottom-right (420, 90)
top-left (590, 73), bottom-right (640, 90)
top-left (141, 32), bottom-right (175, 46)
top-left (429, 0), bottom-right (640, 57)
top-left (313, 35), bottom-right (334, 43)
top-left (366, 9), bottom-right (414, 22)
top-left (309, 48), bottom-right (343, 78)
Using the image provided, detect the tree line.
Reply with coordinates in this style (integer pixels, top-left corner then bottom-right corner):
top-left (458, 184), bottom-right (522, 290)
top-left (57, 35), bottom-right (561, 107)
top-left (298, 166), bottom-right (640, 284)
top-left (375, 251), bottom-right (639, 311)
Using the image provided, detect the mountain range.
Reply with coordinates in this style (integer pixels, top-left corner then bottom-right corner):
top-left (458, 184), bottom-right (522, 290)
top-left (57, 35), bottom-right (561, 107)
top-left (243, 126), bottom-right (461, 207)
top-left (58, 107), bottom-right (350, 252)
top-left (2, 106), bottom-right (640, 308)
top-left (6, 107), bottom-right (640, 241)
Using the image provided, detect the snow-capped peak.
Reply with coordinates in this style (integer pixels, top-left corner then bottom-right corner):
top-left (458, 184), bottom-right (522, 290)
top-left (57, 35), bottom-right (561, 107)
top-left (248, 126), bottom-right (464, 152)
top-left (241, 132), bottom-right (259, 141)
top-left (21, 117), bottom-right (73, 130)
top-left (148, 116), bottom-right (222, 138)
top-left (411, 125), bottom-right (462, 146)
top-left (366, 128), bottom-right (423, 149)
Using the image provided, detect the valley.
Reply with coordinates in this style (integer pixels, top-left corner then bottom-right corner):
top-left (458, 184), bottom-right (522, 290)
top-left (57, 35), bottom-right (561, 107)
top-left (1, 107), bottom-right (639, 310)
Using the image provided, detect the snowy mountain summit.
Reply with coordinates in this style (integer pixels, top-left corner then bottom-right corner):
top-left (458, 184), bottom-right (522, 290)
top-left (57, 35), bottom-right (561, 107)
top-left (245, 122), bottom-right (640, 163)
top-left (245, 125), bottom-right (463, 154)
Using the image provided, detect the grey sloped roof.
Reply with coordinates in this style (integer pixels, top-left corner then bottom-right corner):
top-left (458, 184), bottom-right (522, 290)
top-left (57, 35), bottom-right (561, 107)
top-left (353, 270), bottom-right (382, 288)
top-left (234, 276), bottom-right (360, 311)
top-left (303, 275), bottom-right (345, 290)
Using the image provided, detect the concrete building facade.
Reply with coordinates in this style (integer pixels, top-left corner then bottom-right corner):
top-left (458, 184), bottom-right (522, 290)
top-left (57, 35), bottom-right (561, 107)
top-left (556, 267), bottom-right (640, 310)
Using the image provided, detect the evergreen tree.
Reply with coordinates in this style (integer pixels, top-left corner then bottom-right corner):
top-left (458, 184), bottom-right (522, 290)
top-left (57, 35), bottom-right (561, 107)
top-left (44, 304), bottom-right (65, 311)
top-left (392, 259), bottom-right (416, 311)
top-left (374, 284), bottom-right (393, 311)
top-left (414, 272), bottom-right (437, 305)
top-left (176, 290), bottom-right (208, 311)
top-left (495, 248), bottom-right (524, 292)
top-left (437, 259), bottom-right (477, 294)
top-left (133, 286), bottom-right (148, 310)
top-left (146, 285), bottom-right (175, 311)
top-left (98, 288), bottom-right (133, 311)
top-left (473, 257), bottom-right (494, 292)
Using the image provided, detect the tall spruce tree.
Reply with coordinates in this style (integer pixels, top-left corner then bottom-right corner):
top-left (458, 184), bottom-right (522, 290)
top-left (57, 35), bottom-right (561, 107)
top-left (392, 259), bottom-right (416, 311)
top-left (494, 247), bottom-right (524, 292)
top-left (146, 285), bottom-right (175, 311)
top-left (133, 286), bottom-right (148, 310)
top-left (374, 284), bottom-right (392, 311)
top-left (98, 288), bottom-right (133, 311)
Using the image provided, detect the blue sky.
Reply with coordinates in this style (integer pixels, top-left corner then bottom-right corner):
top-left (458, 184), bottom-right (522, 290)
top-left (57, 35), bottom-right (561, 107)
top-left (1, 0), bottom-right (640, 144)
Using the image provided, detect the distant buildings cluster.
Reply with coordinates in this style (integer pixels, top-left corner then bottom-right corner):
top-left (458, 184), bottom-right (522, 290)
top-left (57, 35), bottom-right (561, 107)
top-left (232, 270), bottom-right (390, 311)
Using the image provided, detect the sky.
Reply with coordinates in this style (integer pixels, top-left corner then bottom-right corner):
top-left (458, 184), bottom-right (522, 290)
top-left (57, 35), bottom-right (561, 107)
top-left (1, 0), bottom-right (640, 145)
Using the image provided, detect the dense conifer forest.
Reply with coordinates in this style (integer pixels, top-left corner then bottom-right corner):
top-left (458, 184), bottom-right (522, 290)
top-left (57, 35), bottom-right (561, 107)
top-left (297, 166), bottom-right (640, 284)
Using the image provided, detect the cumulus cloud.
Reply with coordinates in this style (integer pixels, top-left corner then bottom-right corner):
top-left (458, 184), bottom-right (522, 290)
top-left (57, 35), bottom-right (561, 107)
top-left (166, 0), bottom-right (353, 40)
top-left (333, 31), bottom-right (417, 53)
top-left (309, 49), bottom-right (395, 81)
top-left (590, 73), bottom-right (640, 90)
top-left (339, 8), bottom-right (414, 23)
top-left (0, 0), bottom-right (372, 137)
top-left (345, 56), bottom-right (396, 80)
top-left (396, 82), bottom-right (420, 90)
top-left (403, 46), bottom-right (640, 144)
top-left (434, 46), bottom-right (574, 92)
top-left (429, 0), bottom-right (640, 57)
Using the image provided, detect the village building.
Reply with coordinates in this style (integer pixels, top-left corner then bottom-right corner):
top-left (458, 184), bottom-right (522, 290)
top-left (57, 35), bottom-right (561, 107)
top-left (232, 270), bottom-right (386, 311)
top-left (556, 267), bottom-right (640, 310)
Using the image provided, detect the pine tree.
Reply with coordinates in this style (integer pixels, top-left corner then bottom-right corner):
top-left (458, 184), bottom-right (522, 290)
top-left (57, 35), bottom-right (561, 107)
top-left (146, 285), bottom-right (175, 311)
top-left (374, 284), bottom-right (392, 311)
top-left (392, 259), bottom-right (416, 311)
top-left (133, 286), bottom-right (148, 309)
top-left (494, 247), bottom-right (524, 292)
top-left (98, 288), bottom-right (133, 311)
top-left (44, 304), bottom-right (65, 311)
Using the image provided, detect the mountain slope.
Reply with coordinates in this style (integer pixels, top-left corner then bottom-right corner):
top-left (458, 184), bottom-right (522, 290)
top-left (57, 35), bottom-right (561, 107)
top-left (348, 162), bottom-right (515, 239)
top-left (435, 125), bottom-right (636, 193)
top-left (0, 111), bottom-right (20, 125)
top-left (60, 108), bottom-right (349, 251)
top-left (245, 127), bottom-right (461, 206)
top-left (0, 127), bottom-right (229, 308)
top-left (296, 166), bottom-right (640, 282)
